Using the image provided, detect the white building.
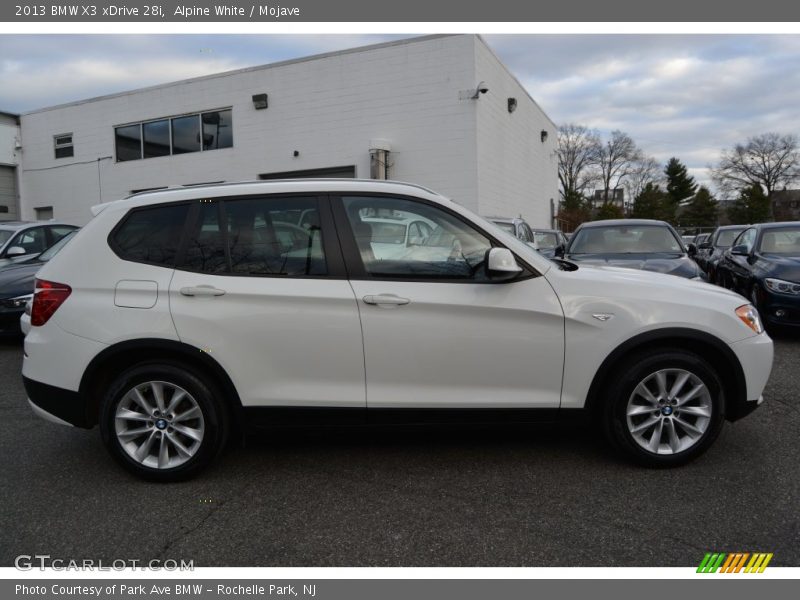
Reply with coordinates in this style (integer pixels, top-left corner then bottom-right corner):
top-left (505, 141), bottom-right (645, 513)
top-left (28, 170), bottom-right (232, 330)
top-left (15, 35), bottom-right (558, 227)
top-left (0, 111), bottom-right (21, 221)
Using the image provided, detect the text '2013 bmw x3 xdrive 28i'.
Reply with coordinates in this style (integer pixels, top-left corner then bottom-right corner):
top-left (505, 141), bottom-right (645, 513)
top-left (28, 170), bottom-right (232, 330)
top-left (23, 180), bottom-right (773, 480)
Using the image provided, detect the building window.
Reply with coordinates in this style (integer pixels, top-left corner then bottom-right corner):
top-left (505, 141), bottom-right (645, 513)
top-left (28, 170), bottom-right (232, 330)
top-left (35, 206), bottom-right (53, 220)
top-left (54, 134), bottom-right (74, 159)
top-left (115, 108), bottom-right (233, 162)
top-left (0, 206), bottom-right (8, 214)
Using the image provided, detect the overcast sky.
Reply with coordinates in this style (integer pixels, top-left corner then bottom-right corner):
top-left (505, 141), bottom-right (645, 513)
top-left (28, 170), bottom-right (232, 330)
top-left (2, 34), bottom-right (798, 190)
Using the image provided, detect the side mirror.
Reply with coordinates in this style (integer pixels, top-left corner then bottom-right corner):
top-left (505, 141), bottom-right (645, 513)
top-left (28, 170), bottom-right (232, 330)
top-left (730, 244), bottom-right (749, 256)
top-left (554, 244), bottom-right (565, 258)
top-left (698, 242), bottom-right (711, 250)
top-left (5, 246), bottom-right (26, 257)
top-left (687, 243), bottom-right (697, 256)
top-left (486, 247), bottom-right (522, 278)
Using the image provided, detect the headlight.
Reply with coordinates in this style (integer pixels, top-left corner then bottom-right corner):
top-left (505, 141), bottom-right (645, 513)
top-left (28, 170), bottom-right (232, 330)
top-left (736, 304), bottom-right (764, 334)
top-left (764, 277), bottom-right (800, 295)
top-left (1, 293), bottom-right (33, 309)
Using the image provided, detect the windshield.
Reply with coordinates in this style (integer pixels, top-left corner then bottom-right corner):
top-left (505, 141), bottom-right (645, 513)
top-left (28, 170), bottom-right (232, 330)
top-left (716, 228), bottom-right (745, 247)
top-left (0, 230), bottom-right (14, 246)
top-left (368, 222), bottom-right (407, 245)
top-left (39, 231), bottom-right (76, 261)
top-left (759, 227), bottom-right (800, 255)
top-left (534, 232), bottom-right (558, 249)
top-left (569, 225), bottom-right (682, 254)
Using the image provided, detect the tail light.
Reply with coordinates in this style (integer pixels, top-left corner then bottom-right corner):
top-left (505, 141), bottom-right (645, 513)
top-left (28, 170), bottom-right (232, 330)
top-left (30, 279), bottom-right (72, 327)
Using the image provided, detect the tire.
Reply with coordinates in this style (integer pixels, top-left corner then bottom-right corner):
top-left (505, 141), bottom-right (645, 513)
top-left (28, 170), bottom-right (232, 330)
top-left (100, 362), bottom-right (228, 482)
top-left (602, 348), bottom-right (726, 467)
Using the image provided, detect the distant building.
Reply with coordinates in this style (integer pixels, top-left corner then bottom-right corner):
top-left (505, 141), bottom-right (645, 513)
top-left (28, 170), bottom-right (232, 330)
top-left (14, 35), bottom-right (558, 227)
top-left (591, 188), bottom-right (628, 212)
top-left (0, 111), bottom-right (20, 221)
top-left (772, 190), bottom-right (800, 221)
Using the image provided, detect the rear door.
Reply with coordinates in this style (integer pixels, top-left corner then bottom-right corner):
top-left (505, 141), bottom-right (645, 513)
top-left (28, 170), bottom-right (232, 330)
top-left (334, 194), bottom-right (565, 410)
top-left (169, 194), bottom-right (365, 409)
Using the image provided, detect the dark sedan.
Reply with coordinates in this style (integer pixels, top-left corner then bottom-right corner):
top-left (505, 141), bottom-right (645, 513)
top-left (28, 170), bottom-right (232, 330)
top-left (716, 222), bottom-right (800, 330)
top-left (0, 231), bottom-right (75, 335)
top-left (696, 225), bottom-right (747, 284)
top-left (557, 219), bottom-right (703, 279)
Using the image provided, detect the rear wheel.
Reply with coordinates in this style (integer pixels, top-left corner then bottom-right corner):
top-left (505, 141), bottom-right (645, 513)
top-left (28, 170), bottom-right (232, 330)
top-left (100, 363), bottom-right (228, 481)
top-left (603, 349), bottom-right (726, 467)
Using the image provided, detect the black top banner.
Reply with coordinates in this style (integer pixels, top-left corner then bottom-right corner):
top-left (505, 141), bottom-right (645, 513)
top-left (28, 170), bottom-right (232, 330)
top-left (2, 0), bottom-right (799, 22)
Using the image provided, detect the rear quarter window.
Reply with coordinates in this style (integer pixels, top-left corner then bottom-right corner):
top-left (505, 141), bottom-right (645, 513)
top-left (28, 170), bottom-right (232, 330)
top-left (111, 203), bottom-right (190, 266)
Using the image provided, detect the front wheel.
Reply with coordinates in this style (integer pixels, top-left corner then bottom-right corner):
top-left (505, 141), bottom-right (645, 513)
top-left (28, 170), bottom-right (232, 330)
top-left (602, 349), bottom-right (726, 467)
top-left (100, 363), bottom-right (228, 481)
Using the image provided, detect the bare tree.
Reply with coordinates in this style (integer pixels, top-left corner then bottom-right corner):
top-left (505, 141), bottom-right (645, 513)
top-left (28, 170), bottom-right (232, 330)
top-left (557, 124), bottom-right (600, 202)
top-left (624, 156), bottom-right (662, 203)
top-left (712, 133), bottom-right (800, 216)
top-left (590, 130), bottom-right (643, 206)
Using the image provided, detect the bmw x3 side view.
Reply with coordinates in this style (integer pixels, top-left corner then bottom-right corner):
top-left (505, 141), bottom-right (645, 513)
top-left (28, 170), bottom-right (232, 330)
top-left (22, 180), bottom-right (774, 480)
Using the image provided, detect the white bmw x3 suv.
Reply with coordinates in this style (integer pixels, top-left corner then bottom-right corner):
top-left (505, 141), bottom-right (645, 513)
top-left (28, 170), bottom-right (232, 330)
top-left (23, 180), bottom-right (773, 480)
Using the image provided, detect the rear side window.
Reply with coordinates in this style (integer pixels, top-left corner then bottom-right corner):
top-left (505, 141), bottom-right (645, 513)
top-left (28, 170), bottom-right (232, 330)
top-left (112, 204), bottom-right (189, 266)
top-left (182, 196), bottom-right (327, 277)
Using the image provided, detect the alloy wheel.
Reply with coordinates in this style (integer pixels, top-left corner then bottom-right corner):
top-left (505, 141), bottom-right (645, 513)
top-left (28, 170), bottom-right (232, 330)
top-left (625, 368), bottom-right (712, 455)
top-left (114, 381), bottom-right (205, 469)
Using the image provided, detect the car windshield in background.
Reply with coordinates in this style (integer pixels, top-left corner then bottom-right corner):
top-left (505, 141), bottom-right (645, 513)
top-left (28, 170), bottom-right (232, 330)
top-left (493, 222), bottom-right (516, 235)
top-left (717, 229), bottom-right (745, 247)
top-left (534, 232), bottom-right (558, 248)
top-left (0, 230), bottom-right (14, 246)
top-left (369, 222), bottom-right (407, 245)
top-left (570, 225), bottom-right (682, 254)
top-left (759, 227), bottom-right (800, 255)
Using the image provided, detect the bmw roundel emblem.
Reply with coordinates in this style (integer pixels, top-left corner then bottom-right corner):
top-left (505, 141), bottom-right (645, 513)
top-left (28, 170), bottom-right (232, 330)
top-left (156, 419), bottom-right (168, 430)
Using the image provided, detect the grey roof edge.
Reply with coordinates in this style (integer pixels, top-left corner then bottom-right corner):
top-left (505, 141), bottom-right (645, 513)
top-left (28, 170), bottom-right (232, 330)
top-left (20, 34), bottom-right (462, 116)
top-left (473, 35), bottom-right (558, 131)
top-left (0, 110), bottom-right (20, 122)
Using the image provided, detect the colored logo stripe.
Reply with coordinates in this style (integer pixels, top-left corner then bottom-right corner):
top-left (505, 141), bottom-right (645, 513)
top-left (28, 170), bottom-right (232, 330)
top-left (697, 552), bottom-right (773, 573)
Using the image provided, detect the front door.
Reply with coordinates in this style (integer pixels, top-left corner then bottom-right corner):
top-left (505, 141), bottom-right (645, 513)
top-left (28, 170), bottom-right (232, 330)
top-left (335, 194), bottom-right (565, 409)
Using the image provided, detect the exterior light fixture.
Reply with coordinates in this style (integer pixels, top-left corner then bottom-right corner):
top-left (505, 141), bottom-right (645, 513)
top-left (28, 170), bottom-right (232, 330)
top-left (541, 130), bottom-right (549, 143)
top-left (507, 98), bottom-right (517, 113)
top-left (252, 93), bottom-right (268, 110)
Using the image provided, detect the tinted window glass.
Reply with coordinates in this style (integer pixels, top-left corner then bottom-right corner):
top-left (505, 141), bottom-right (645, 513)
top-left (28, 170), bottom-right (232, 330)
top-left (735, 228), bottom-right (757, 252)
top-left (171, 115), bottom-right (200, 155)
top-left (202, 109), bottom-right (232, 150)
top-left (716, 228), bottom-right (745, 247)
top-left (11, 227), bottom-right (47, 255)
top-left (184, 202), bottom-right (227, 273)
top-left (534, 232), bottom-right (558, 248)
top-left (115, 124), bottom-right (142, 162)
top-left (49, 226), bottom-right (76, 243)
top-left (343, 196), bottom-right (494, 280)
top-left (225, 197), bottom-right (325, 276)
top-left (113, 204), bottom-right (189, 265)
top-left (143, 120), bottom-right (170, 158)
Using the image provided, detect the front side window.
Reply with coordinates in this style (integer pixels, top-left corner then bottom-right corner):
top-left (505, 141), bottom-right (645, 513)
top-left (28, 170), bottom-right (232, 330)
top-left (716, 228), bottom-right (745, 248)
top-left (734, 228), bottom-right (757, 252)
top-left (10, 227), bottom-right (47, 255)
top-left (535, 231), bottom-right (558, 249)
top-left (112, 204), bottom-right (190, 265)
top-left (343, 196), bottom-right (495, 280)
top-left (183, 197), bottom-right (326, 277)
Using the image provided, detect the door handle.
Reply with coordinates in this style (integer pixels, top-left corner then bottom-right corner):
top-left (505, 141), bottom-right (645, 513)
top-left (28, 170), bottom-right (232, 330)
top-left (180, 285), bottom-right (226, 297)
top-left (363, 294), bottom-right (410, 306)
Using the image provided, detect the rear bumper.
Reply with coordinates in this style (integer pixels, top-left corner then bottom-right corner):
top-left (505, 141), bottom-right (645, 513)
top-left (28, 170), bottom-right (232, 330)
top-left (24, 376), bottom-right (91, 428)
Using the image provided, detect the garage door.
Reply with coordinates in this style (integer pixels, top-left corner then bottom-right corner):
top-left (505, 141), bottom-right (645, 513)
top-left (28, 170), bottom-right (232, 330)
top-left (0, 166), bottom-right (17, 221)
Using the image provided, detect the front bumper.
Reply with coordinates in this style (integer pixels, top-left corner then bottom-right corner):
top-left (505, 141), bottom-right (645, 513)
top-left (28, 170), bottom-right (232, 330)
top-left (728, 333), bottom-right (774, 421)
top-left (759, 287), bottom-right (800, 328)
top-left (24, 376), bottom-right (91, 428)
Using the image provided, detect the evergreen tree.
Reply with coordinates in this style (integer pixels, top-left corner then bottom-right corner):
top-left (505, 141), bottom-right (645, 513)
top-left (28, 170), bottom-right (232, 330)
top-left (664, 157), bottom-right (698, 206)
top-left (681, 186), bottom-right (718, 227)
top-left (595, 202), bottom-right (624, 220)
top-left (726, 184), bottom-right (771, 224)
top-left (632, 183), bottom-right (669, 220)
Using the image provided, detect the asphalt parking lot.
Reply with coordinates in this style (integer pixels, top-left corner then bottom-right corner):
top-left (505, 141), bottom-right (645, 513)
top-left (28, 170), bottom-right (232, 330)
top-left (0, 335), bottom-right (798, 568)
